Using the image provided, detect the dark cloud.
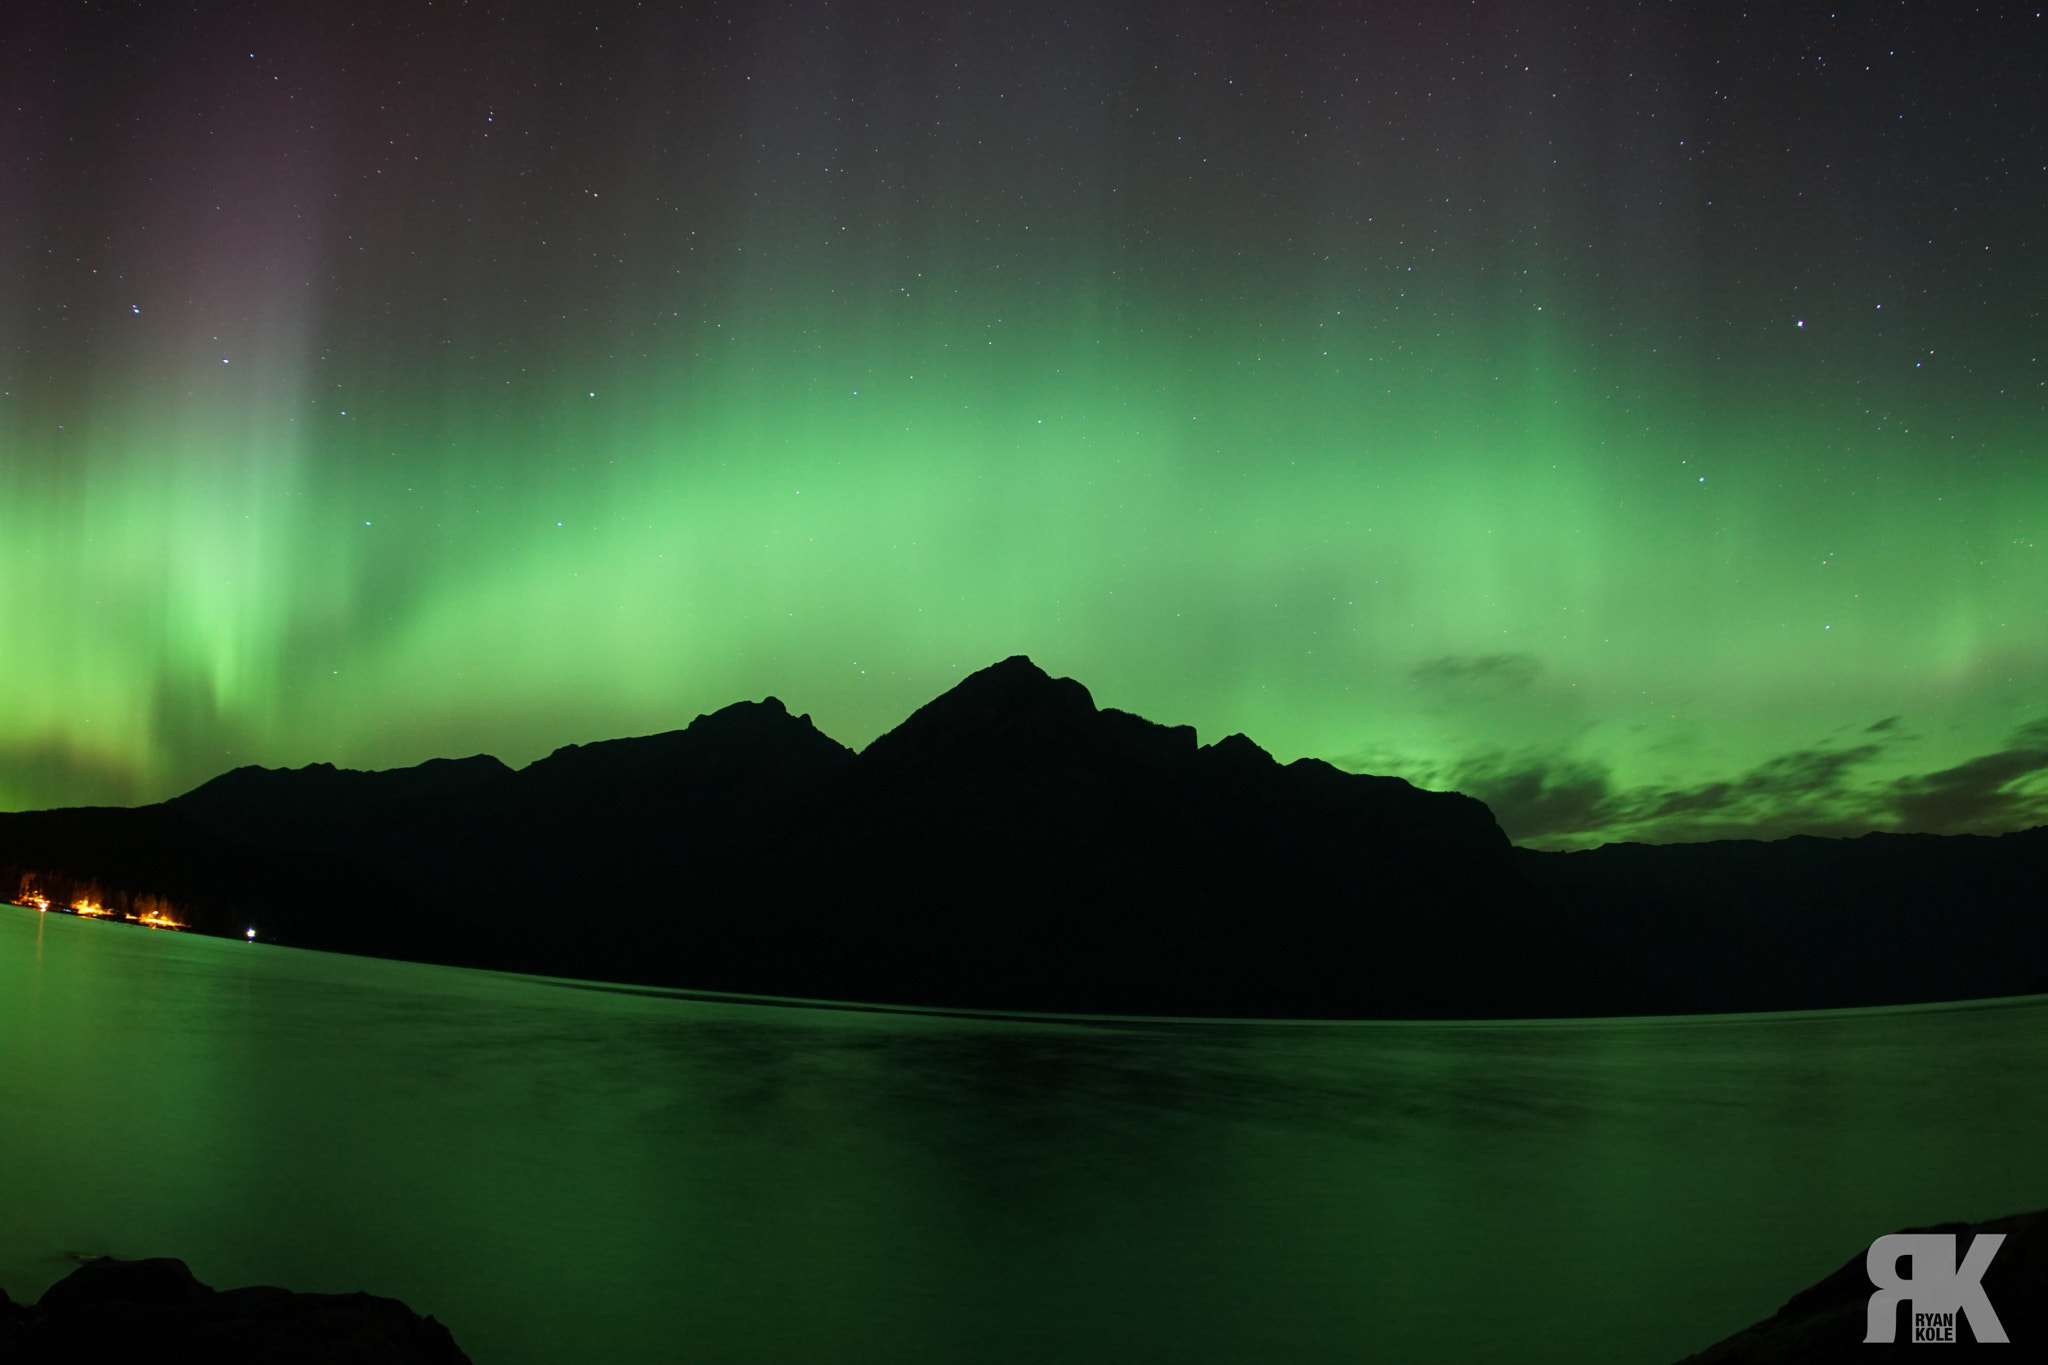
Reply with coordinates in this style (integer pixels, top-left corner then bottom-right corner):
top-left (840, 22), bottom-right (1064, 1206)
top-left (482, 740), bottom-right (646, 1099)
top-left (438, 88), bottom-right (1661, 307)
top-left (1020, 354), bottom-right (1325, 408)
top-left (1412, 652), bottom-right (1542, 692)
top-left (1440, 718), bottom-right (2048, 847)
top-left (1452, 741), bottom-right (1889, 845)
top-left (1878, 723), bottom-right (2048, 834)
top-left (1445, 753), bottom-right (1614, 840)
top-left (1612, 742), bottom-right (1892, 843)
top-left (1864, 715), bottom-right (1901, 733)
top-left (1708, 743), bottom-right (1887, 805)
top-left (0, 739), bottom-right (142, 811)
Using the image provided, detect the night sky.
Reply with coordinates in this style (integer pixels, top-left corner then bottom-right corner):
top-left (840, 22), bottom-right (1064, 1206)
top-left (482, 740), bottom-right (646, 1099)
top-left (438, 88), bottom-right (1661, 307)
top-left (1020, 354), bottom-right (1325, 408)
top-left (3, 1), bottom-right (2043, 847)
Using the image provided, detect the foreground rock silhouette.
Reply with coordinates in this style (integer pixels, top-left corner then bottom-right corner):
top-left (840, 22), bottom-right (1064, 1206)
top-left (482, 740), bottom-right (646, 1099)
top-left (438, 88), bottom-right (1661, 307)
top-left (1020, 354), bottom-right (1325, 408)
top-left (1676, 1208), bottom-right (2048, 1361)
top-left (0, 1256), bottom-right (470, 1363)
top-left (3, 656), bottom-right (2044, 1017)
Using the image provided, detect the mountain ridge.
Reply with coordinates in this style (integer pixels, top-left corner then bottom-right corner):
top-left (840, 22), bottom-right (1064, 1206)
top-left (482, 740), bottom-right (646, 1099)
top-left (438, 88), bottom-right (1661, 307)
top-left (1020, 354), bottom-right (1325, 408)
top-left (3, 656), bottom-right (2044, 1018)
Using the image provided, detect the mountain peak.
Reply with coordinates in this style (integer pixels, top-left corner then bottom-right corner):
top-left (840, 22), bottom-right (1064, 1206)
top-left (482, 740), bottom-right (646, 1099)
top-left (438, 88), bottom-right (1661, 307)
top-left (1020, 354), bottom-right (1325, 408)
top-left (173, 752), bottom-right (512, 814)
top-left (859, 655), bottom-right (1099, 770)
top-left (520, 697), bottom-right (853, 791)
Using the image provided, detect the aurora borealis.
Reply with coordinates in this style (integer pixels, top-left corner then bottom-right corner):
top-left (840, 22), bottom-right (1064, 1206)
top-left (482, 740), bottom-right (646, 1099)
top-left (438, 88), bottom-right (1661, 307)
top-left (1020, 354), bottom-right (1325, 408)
top-left (3, 2), bottom-right (2043, 846)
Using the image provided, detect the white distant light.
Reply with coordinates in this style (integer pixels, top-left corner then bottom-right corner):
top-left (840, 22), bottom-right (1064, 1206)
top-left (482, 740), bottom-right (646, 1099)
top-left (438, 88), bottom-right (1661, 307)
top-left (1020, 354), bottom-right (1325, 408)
top-left (246, 928), bottom-right (257, 940)
top-left (1795, 319), bottom-right (1805, 328)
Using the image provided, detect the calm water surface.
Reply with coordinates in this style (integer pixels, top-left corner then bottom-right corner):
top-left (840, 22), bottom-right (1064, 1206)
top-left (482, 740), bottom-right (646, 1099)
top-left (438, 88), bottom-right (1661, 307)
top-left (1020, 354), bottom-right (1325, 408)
top-left (3, 905), bottom-right (2045, 1363)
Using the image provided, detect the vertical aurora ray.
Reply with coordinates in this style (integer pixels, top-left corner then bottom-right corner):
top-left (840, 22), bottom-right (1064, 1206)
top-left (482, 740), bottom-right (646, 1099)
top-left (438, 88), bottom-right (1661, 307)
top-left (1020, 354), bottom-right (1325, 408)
top-left (3, 23), bottom-right (345, 800)
top-left (3, 1), bottom-right (2044, 843)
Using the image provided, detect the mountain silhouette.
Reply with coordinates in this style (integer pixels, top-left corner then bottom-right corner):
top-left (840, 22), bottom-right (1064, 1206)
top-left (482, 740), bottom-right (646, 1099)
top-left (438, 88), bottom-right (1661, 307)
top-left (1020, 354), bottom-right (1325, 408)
top-left (3, 656), bottom-right (2044, 1017)
top-left (1519, 828), bottom-right (2048, 1013)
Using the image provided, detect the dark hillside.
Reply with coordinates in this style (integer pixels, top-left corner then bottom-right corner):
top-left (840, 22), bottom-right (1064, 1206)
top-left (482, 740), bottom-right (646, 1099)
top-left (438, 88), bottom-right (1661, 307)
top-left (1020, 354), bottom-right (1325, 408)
top-left (2, 659), bottom-right (1564, 1017)
top-left (6, 658), bottom-right (2043, 1018)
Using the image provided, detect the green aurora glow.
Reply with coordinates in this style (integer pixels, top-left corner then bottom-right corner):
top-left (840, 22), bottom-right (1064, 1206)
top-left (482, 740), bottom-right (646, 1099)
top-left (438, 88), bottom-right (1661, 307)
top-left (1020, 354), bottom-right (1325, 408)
top-left (3, 2), bottom-right (2044, 845)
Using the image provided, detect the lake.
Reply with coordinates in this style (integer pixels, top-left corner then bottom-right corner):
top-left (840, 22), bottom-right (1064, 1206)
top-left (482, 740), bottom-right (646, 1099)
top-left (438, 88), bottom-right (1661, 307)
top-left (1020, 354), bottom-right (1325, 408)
top-left (3, 904), bottom-right (2044, 1363)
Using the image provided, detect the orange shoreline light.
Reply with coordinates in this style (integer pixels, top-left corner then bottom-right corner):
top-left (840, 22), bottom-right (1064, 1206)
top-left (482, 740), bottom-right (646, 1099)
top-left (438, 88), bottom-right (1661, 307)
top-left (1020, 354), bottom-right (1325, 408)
top-left (7, 894), bottom-right (187, 931)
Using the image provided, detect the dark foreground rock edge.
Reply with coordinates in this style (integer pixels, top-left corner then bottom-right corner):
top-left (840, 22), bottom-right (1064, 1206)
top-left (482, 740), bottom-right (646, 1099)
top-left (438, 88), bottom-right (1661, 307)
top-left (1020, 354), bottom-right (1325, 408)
top-left (1677, 1208), bottom-right (2048, 1362)
top-left (0, 1256), bottom-right (470, 1364)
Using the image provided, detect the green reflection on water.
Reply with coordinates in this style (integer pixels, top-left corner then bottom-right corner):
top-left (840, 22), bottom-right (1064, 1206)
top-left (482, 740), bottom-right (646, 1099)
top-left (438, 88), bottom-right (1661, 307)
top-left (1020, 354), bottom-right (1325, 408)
top-left (3, 904), bottom-right (2045, 1364)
